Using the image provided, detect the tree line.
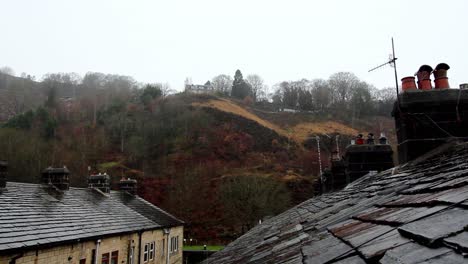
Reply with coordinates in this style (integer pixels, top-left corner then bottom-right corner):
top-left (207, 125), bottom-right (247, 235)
top-left (208, 70), bottom-right (396, 118)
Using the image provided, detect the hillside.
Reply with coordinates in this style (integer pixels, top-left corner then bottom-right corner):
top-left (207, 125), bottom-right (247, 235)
top-left (0, 87), bottom-right (396, 244)
top-left (0, 73), bottom-right (44, 121)
top-left (192, 97), bottom-right (362, 145)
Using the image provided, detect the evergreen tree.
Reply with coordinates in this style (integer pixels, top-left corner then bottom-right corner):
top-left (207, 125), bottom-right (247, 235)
top-left (140, 84), bottom-right (162, 106)
top-left (231, 69), bottom-right (252, 99)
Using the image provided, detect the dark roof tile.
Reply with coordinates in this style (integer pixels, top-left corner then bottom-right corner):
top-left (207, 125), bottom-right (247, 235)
top-left (301, 232), bottom-right (354, 264)
top-left (332, 255), bottom-right (367, 264)
top-left (354, 206), bottom-right (447, 226)
top-left (204, 143), bottom-right (468, 263)
top-left (443, 232), bottom-right (468, 255)
top-left (380, 242), bottom-right (465, 264)
top-left (357, 229), bottom-right (409, 260)
top-left (398, 208), bottom-right (467, 246)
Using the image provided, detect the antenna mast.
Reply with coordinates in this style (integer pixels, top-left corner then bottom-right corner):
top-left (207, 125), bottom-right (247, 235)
top-left (368, 37), bottom-right (400, 104)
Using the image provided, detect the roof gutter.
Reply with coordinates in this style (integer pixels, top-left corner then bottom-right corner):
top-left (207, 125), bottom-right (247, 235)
top-left (164, 228), bottom-right (170, 264)
top-left (94, 239), bottom-right (101, 264)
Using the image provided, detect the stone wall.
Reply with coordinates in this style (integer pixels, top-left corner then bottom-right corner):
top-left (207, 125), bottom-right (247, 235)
top-left (0, 226), bottom-right (183, 264)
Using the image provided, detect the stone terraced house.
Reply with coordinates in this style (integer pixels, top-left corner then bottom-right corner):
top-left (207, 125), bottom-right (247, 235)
top-left (0, 168), bottom-right (184, 264)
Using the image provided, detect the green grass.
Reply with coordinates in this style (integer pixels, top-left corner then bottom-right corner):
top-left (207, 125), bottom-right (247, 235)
top-left (97, 161), bottom-right (120, 171)
top-left (183, 245), bottom-right (224, 251)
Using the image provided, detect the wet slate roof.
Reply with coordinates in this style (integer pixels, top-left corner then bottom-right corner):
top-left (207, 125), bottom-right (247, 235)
top-left (0, 182), bottom-right (183, 253)
top-left (205, 142), bottom-right (468, 263)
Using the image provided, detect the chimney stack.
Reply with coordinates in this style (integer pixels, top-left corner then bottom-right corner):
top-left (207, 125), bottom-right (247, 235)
top-left (433, 63), bottom-right (450, 89)
top-left (88, 173), bottom-right (110, 193)
top-left (415, 65), bottom-right (433, 90)
top-left (0, 161), bottom-right (7, 188)
top-left (393, 64), bottom-right (468, 163)
top-left (119, 178), bottom-right (138, 195)
top-left (42, 167), bottom-right (70, 190)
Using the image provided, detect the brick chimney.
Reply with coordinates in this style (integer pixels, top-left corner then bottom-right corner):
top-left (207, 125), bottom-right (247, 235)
top-left (42, 167), bottom-right (70, 190)
top-left (393, 65), bottom-right (468, 163)
top-left (0, 161), bottom-right (7, 188)
top-left (88, 173), bottom-right (110, 193)
top-left (119, 178), bottom-right (137, 195)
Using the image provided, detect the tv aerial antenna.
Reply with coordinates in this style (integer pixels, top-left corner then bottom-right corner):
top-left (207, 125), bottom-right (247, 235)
top-left (368, 37), bottom-right (400, 104)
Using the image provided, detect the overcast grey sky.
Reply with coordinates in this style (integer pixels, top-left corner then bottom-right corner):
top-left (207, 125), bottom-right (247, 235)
top-left (1, 0), bottom-right (467, 91)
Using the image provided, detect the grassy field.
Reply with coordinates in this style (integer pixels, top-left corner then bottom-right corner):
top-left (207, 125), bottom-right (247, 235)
top-left (183, 245), bottom-right (225, 251)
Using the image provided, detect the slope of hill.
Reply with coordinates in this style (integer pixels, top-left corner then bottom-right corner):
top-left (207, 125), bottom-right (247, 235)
top-left (193, 98), bottom-right (287, 137)
top-left (0, 73), bottom-right (44, 121)
top-left (192, 97), bottom-right (360, 145)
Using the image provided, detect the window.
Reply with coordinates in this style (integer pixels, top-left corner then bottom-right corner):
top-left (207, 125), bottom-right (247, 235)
top-left (149, 242), bottom-right (155, 260)
top-left (143, 244), bottom-right (149, 262)
top-left (111, 251), bottom-right (118, 264)
top-left (101, 253), bottom-right (110, 264)
top-left (79, 259), bottom-right (86, 264)
top-left (170, 236), bottom-right (179, 253)
top-left (162, 239), bottom-right (165, 256)
top-left (143, 242), bottom-right (155, 262)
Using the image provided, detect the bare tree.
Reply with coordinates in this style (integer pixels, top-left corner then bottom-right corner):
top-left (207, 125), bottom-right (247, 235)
top-left (311, 79), bottom-right (332, 111)
top-left (246, 74), bottom-right (266, 102)
top-left (0, 66), bottom-right (15, 76)
top-left (328, 72), bottom-right (359, 106)
top-left (372, 87), bottom-right (397, 116)
top-left (211, 74), bottom-right (232, 95)
top-left (161, 83), bottom-right (175, 97)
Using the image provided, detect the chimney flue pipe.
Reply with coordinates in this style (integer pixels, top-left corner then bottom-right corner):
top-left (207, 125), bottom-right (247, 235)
top-left (401, 76), bottom-right (417, 92)
top-left (433, 63), bottom-right (450, 89)
top-left (416, 65), bottom-right (433, 90)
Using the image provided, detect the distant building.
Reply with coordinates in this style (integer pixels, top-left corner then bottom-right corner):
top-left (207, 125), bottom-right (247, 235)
top-left (185, 81), bottom-right (214, 94)
top-left (0, 167), bottom-right (184, 264)
top-left (281, 108), bottom-right (298, 113)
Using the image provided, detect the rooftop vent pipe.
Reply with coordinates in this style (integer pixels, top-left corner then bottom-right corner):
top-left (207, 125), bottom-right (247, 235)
top-left (355, 134), bottom-right (364, 145)
top-left (88, 173), bottom-right (111, 193)
top-left (42, 166), bottom-right (70, 190)
top-left (0, 161), bottom-right (7, 188)
top-left (379, 133), bottom-right (388, 145)
top-left (433, 63), bottom-right (450, 89)
top-left (119, 178), bottom-right (138, 195)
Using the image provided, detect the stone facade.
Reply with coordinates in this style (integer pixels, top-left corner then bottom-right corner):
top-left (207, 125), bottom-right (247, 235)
top-left (0, 226), bottom-right (183, 264)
